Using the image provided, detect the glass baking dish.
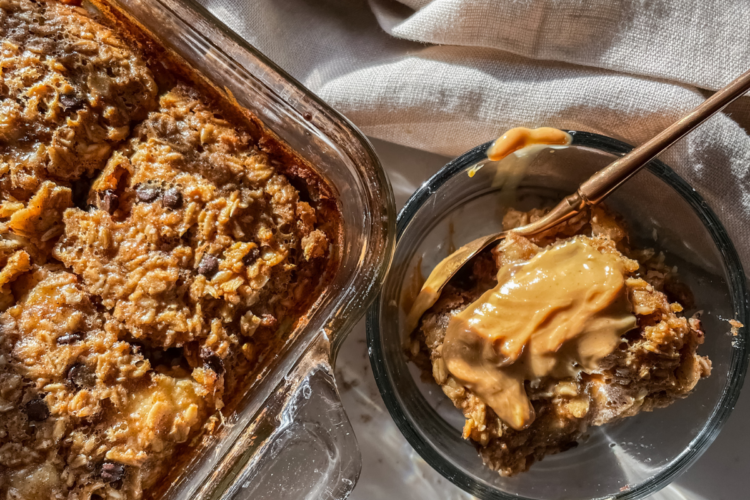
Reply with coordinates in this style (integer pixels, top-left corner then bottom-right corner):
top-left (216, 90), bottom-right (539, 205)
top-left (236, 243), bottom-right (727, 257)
top-left (85, 0), bottom-right (396, 498)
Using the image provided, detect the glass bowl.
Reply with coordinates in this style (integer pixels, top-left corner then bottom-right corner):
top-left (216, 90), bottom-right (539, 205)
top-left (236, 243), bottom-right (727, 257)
top-left (366, 131), bottom-right (749, 500)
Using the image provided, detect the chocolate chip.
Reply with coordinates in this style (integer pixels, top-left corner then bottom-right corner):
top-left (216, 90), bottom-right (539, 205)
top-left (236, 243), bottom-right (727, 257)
top-left (67, 363), bottom-right (96, 389)
top-left (99, 462), bottom-right (125, 484)
top-left (197, 254), bottom-right (219, 277)
top-left (59, 93), bottom-right (85, 112)
top-left (56, 332), bottom-right (83, 345)
top-left (202, 354), bottom-right (225, 376)
top-left (242, 247), bottom-right (260, 266)
top-left (200, 347), bottom-right (225, 375)
top-left (135, 185), bottom-right (161, 203)
top-left (26, 398), bottom-right (50, 421)
top-left (162, 188), bottom-right (182, 209)
top-left (98, 190), bottom-right (119, 215)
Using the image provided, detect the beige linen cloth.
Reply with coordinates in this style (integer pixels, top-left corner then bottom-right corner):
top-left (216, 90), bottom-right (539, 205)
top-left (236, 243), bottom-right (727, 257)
top-left (197, 0), bottom-right (750, 269)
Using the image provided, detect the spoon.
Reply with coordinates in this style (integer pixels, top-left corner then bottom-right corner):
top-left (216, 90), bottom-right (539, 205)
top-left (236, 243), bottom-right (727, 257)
top-left (404, 67), bottom-right (750, 336)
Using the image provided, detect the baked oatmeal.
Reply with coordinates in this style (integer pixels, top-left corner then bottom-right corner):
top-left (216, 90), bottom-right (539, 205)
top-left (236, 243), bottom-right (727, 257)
top-left (0, 1), bottom-right (338, 499)
top-left (407, 207), bottom-right (710, 476)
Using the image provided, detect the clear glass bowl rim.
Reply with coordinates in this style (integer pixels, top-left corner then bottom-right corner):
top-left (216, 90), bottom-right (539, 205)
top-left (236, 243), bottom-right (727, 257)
top-left (366, 130), bottom-right (750, 500)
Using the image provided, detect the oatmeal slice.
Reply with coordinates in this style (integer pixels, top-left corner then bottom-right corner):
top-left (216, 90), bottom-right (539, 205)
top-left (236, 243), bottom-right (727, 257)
top-left (54, 84), bottom-right (330, 399)
top-left (0, 0), bottom-right (157, 194)
top-left (0, 265), bottom-right (213, 498)
top-left (0, 0), bottom-right (157, 262)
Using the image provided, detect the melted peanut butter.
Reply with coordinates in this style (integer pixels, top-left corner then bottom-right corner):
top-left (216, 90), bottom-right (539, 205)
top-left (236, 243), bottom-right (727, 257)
top-left (442, 237), bottom-right (636, 430)
top-left (486, 127), bottom-right (572, 163)
top-left (405, 127), bottom-right (572, 337)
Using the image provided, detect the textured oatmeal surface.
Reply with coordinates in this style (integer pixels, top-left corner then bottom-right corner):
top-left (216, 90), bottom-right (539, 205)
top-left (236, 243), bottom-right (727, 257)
top-left (0, 1), bottom-right (336, 499)
top-left (407, 207), bottom-right (711, 476)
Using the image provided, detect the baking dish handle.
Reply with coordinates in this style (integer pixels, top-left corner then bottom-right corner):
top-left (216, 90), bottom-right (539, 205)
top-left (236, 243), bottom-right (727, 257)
top-left (224, 332), bottom-right (361, 500)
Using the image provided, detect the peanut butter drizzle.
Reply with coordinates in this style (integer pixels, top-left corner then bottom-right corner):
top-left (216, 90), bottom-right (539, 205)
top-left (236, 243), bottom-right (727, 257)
top-left (404, 127), bottom-right (572, 337)
top-left (442, 237), bottom-right (636, 430)
top-left (486, 127), bottom-right (572, 163)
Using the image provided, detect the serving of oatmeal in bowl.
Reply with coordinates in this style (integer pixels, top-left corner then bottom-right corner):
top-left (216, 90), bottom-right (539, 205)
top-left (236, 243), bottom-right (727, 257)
top-left (367, 131), bottom-right (748, 500)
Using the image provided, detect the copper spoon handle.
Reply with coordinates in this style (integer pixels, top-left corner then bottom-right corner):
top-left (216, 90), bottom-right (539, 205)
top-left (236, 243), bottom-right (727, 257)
top-left (515, 67), bottom-right (750, 236)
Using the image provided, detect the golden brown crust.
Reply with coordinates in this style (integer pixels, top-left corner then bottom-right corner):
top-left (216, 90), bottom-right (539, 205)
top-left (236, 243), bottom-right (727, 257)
top-left (0, 1), bottom-right (337, 499)
top-left (408, 207), bottom-right (711, 476)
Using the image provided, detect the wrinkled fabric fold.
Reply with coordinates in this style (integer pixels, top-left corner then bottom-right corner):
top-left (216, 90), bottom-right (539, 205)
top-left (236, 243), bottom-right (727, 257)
top-left (196, 0), bottom-right (750, 268)
top-left (369, 0), bottom-right (750, 92)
